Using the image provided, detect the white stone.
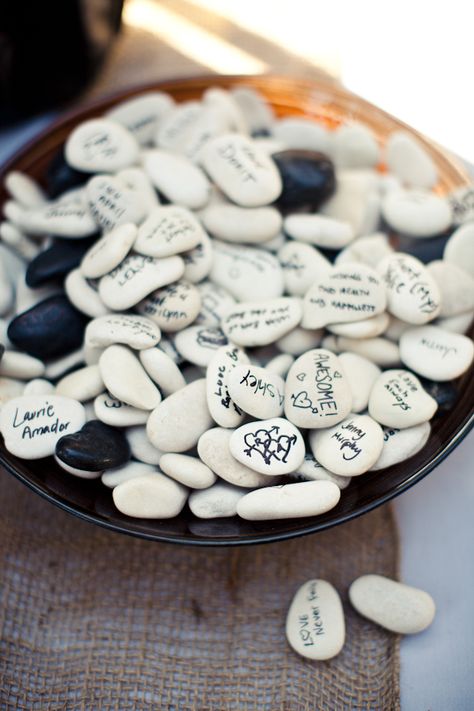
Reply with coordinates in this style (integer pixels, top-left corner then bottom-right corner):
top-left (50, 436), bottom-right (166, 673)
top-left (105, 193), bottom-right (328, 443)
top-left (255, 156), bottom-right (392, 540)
top-left (125, 425), bottom-right (163, 464)
top-left (65, 118), bottom-right (140, 172)
top-left (83, 344), bottom-right (104, 366)
top-left (252, 138), bottom-right (285, 155)
top-left (386, 131), bottom-right (438, 189)
top-left (177, 105), bottom-right (232, 163)
top-left (333, 123), bottom-right (379, 169)
top-left (203, 87), bottom-right (248, 134)
top-left (112, 472), bottom-right (188, 519)
top-left (102, 461), bottom-right (157, 488)
top-left (302, 263), bottom-right (386, 329)
top-left (181, 231), bottom-right (213, 284)
top-left (206, 345), bottom-right (249, 428)
top-left (147, 378), bottom-right (213, 453)
top-left (160, 453), bottom-right (216, 489)
top-left (309, 414), bottom-right (384, 476)
top-left (99, 345), bottom-right (162, 410)
top-left (230, 417), bottom-right (305, 476)
top-left (0, 394), bottom-right (86, 459)
top-left (188, 481), bottom-right (246, 518)
top-left (19, 196), bottom-right (97, 238)
top-left (117, 168), bottom-right (160, 212)
top-left (428, 260), bottom-right (474, 318)
top-left (278, 241), bottom-right (331, 297)
top-left (271, 118), bottom-right (333, 154)
top-left (201, 133), bottom-right (282, 207)
top-left (227, 363), bottom-right (285, 420)
top-left (195, 281), bottom-right (236, 326)
top-left (157, 335), bottom-right (183, 364)
top-left (371, 422), bottom-right (431, 471)
top-left (0, 221), bottom-right (37, 261)
top-left (80, 223), bottom-right (137, 279)
top-left (64, 269), bottom-right (109, 318)
top-left (56, 365), bottom-right (104, 402)
top-left (349, 574), bottom-right (435, 634)
top-left (54, 455), bottom-right (101, 480)
top-left (4, 171), bottom-right (46, 209)
top-left (201, 204), bottom-right (282, 244)
top-left (443, 223), bottom-right (474, 278)
top-left (334, 232), bottom-right (393, 269)
top-left (209, 240), bottom-right (284, 301)
top-left (197, 427), bottom-right (274, 488)
top-left (44, 349), bottom-right (85, 380)
top-left (86, 174), bottom-right (147, 233)
top-left (106, 91), bottom-right (174, 145)
top-left (437, 310), bottom-right (474, 334)
top-left (284, 349), bottom-right (352, 429)
top-left (142, 149), bottom-right (211, 210)
top-left (284, 214), bottom-right (354, 249)
top-left (94, 392), bottom-right (149, 426)
top-left (98, 254), bottom-right (184, 310)
top-left (290, 453), bottom-right (351, 489)
top-left (154, 101), bottom-right (203, 151)
top-left (378, 253), bottom-right (441, 324)
top-left (0, 351), bottom-right (44, 380)
top-left (383, 315), bottom-right (412, 342)
top-left (399, 325), bottom-right (474, 381)
top-left (85, 314), bottom-right (161, 350)
top-left (327, 312), bottom-right (389, 339)
top-left (382, 188), bottom-right (451, 237)
top-left (276, 327), bottom-right (323, 356)
top-left (231, 86), bottom-right (275, 134)
top-left (136, 281), bottom-right (201, 333)
top-left (134, 205), bottom-right (205, 258)
top-left (448, 185), bottom-right (474, 227)
top-left (259, 231), bottom-right (286, 252)
top-left (138, 347), bottom-right (186, 396)
top-left (265, 353), bottom-right (295, 378)
top-left (368, 369), bottom-right (438, 428)
top-left (23, 379), bottom-right (55, 396)
top-left (322, 335), bottom-right (401, 367)
top-left (0, 377), bottom-right (25, 411)
top-left (174, 325), bottom-right (228, 367)
top-left (320, 169), bottom-right (380, 236)
top-left (338, 352), bottom-right (381, 413)
top-left (286, 579), bottom-right (345, 660)
top-left (237, 480), bottom-right (340, 520)
top-left (221, 298), bottom-right (302, 347)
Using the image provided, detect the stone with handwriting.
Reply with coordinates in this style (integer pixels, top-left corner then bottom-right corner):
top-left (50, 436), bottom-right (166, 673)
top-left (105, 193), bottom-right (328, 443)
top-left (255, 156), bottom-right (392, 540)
top-left (174, 325), bottom-right (228, 367)
top-left (94, 392), bottom-right (149, 427)
top-left (368, 369), bottom-right (438, 428)
top-left (0, 394), bottom-right (86, 459)
top-left (286, 579), bottom-right (345, 660)
top-left (65, 118), bottom-right (140, 173)
top-left (229, 417), bottom-right (305, 475)
top-left (302, 263), bottom-right (386, 329)
top-left (399, 325), bottom-right (474, 381)
top-left (134, 205), bottom-right (206, 258)
top-left (80, 223), bottom-right (137, 279)
top-left (370, 421), bottom-right (431, 471)
top-left (278, 240), bottom-right (331, 297)
top-left (206, 345), bottom-right (249, 428)
top-left (85, 314), bottom-right (161, 350)
top-left (377, 253), bottom-right (441, 324)
top-left (227, 363), bottom-right (285, 420)
top-left (86, 174), bottom-right (147, 233)
top-left (209, 240), bottom-right (284, 301)
top-left (106, 91), bottom-right (174, 145)
top-left (309, 413), bottom-right (384, 477)
top-left (284, 348), bottom-right (352, 429)
top-left (135, 281), bottom-right (201, 333)
top-left (221, 297), bottom-right (302, 347)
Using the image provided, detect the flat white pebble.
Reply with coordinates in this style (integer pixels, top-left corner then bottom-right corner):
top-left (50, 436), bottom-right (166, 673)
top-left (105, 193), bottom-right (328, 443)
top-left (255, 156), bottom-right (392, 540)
top-left (276, 327), bottom-right (323, 356)
top-left (237, 480), bottom-right (341, 520)
top-left (335, 232), bottom-right (393, 269)
top-left (80, 223), bottom-right (137, 279)
top-left (113, 472), bottom-right (188, 518)
top-left (428, 260), bottom-right (474, 318)
top-left (138, 347), bottom-right (186, 396)
top-left (286, 579), bottom-right (345, 660)
top-left (65, 118), bottom-right (140, 172)
top-left (20, 197), bottom-right (97, 238)
top-left (349, 574), bottom-right (435, 634)
top-left (86, 174), bottom-right (147, 232)
top-left (198, 427), bottom-right (274, 488)
top-left (0, 377), bottom-right (24, 411)
top-left (210, 240), bottom-right (284, 301)
top-left (448, 185), bottom-right (474, 226)
top-left (54, 455), bottom-right (102, 479)
top-left (227, 363), bottom-right (285, 420)
top-left (271, 118), bottom-right (332, 154)
top-left (386, 132), bottom-right (437, 189)
top-left (265, 353), bottom-right (295, 378)
top-left (160, 453), bottom-right (216, 489)
top-left (321, 169), bottom-right (380, 236)
top-left (399, 325), bottom-right (474, 381)
top-left (378, 253), bottom-right (441, 324)
top-left (322, 335), bottom-right (401, 367)
top-left (56, 365), bottom-right (104, 402)
top-left (99, 345), bottom-right (162, 410)
top-left (338, 352), bottom-right (381, 413)
top-left (181, 231), bottom-right (213, 283)
top-left (334, 123), bottom-right (379, 169)
top-left (309, 414), bottom-right (384, 476)
top-left (195, 281), bottom-right (236, 326)
top-left (174, 325), bottom-right (228, 366)
top-left (382, 188), bottom-right (451, 237)
top-left (188, 481), bottom-right (247, 518)
top-left (85, 314), bottom-right (160, 350)
top-left (101, 461), bottom-right (157, 488)
top-left (134, 205), bottom-right (205, 258)
top-left (437, 310), bottom-right (473, 334)
top-left (118, 167), bottom-right (160, 212)
top-left (278, 240), bottom-right (331, 297)
top-left (368, 369), bottom-right (438, 428)
top-left (64, 269), bottom-right (109, 318)
top-left (221, 297), bottom-right (302, 347)
top-left (44, 349), bottom-right (85, 380)
top-left (290, 453), bottom-right (351, 489)
top-left (136, 281), bottom-right (201, 333)
top-left (202, 204), bottom-right (282, 244)
top-left (284, 214), bottom-right (354, 249)
top-left (230, 417), bottom-right (305, 476)
top-left (94, 392), bottom-right (149, 426)
top-left (371, 422), bottom-right (431, 471)
top-left (23, 379), bottom-right (55, 396)
top-left (5, 171), bottom-right (46, 208)
top-left (106, 91), bottom-right (174, 144)
top-left (147, 379), bottom-right (213, 453)
top-left (443, 223), bottom-right (474, 277)
top-left (206, 345), bottom-right (249, 428)
top-left (143, 149), bottom-right (211, 210)
top-left (126, 425), bottom-right (163, 464)
top-left (0, 351), bottom-right (45, 380)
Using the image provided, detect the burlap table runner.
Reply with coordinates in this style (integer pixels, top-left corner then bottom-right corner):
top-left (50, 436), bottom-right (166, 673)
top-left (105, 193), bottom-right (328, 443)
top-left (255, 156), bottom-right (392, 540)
top-left (0, 470), bottom-right (399, 710)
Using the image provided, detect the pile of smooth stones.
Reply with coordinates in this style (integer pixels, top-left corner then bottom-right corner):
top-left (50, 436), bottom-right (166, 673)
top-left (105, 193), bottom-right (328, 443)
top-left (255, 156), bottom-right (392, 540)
top-left (0, 85), bottom-right (473, 525)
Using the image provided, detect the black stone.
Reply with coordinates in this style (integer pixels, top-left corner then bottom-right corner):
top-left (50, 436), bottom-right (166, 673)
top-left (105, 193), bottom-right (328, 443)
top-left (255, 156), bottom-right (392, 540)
top-left (25, 236), bottom-right (97, 287)
top-left (55, 420), bottom-right (131, 472)
top-left (46, 148), bottom-right (89, 199)
top-left (0, 344), bottom-right (4, 362)
top-left (272, 149), bottom-right (336, 212)
top-left (419, 377), bottom-right (459, 412)
top-left (7, 294), bottom-right (88, 360)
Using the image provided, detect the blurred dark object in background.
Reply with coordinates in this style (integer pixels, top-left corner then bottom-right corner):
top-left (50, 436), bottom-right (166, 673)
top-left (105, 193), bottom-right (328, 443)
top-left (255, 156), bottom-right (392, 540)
top-left (0, 0), bottom-right (124, 125)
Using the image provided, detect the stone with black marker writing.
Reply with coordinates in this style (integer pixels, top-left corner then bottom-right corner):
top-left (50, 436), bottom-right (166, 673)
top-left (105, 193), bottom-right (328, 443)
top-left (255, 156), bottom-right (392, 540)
top-left (378, 253), bottom-right (441, 325)
top-left (399, 325), bottom-right (474, 381)
top-left (209, 240), bottom-right (284, 301)
top-left (135, 281), bottom-right (201, 333)
top-left (227, 363), bottom-right (285, 420)
top-left (368, 369), bottom-right (438, 428)
top-left (220, 297), bottom-right (302, 347)
top-left (134, 205), bottom-right (206, 258)
top-left (229, 417), bottom-right (305, 475)
top-left (206, 344), bottom-right (249, 428)
top-left (85, 314), bottom-right (161, 350)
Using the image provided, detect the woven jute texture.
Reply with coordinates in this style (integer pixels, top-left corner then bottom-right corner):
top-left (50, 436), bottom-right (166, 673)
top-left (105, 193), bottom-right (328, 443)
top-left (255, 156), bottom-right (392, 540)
top-left (0, 470), bottom-right (400, 711)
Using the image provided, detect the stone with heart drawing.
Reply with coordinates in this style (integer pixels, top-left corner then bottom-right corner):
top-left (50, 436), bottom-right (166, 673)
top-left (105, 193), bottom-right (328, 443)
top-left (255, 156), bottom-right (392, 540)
top-left (55, 419), bottom-right (130, 471)
top-left (227, 363), bottom-right (285, 420)
top-left (86, 175), bottom-right (147, 233)
top-left (206, 344), bottom-right (249, 428)
top-left (65, 118), bottom-right (140, 173)
top-left (302, 263), bottom-right (386, 329)
top-left (368, 369), bottom-right (438, 428)
top-left (220, 297), bottom-right (302, 347)
top-left (399, 325), bottom-right (474, 381)
top-left (377, 253), bottom-right (441, 324)
top-left (134, 205), bottom-right (206, 258)
top-left (309, 413), bottom-right (384, 476)
top-left (229, 417), bottom-right (305, 475)
top-left (284, 349), bottom-right (352, 429)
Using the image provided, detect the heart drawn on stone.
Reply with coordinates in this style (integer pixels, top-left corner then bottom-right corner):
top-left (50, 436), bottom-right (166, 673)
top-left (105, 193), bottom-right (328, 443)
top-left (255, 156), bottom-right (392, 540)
top-left (291, 390), bottom-right (318, 413)
top-left (243, 425), bottom-right (296, 465)
top-left (296, 372), bottom-right (306, 382)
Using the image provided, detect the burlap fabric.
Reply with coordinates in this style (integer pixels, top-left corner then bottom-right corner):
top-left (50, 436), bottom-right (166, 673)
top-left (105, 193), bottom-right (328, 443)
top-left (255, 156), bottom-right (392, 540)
top-left (0, 471), bottom-right (399, 710)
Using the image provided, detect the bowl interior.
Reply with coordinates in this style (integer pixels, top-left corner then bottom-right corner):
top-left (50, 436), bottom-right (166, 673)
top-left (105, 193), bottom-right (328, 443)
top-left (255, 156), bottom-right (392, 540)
top-left (0, 75), bottom-right (473, 546)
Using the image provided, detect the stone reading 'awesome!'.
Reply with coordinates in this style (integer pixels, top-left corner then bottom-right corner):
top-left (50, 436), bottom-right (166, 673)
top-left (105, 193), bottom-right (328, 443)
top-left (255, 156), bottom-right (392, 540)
top-left (0, 395), bottom-right (86, 460)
